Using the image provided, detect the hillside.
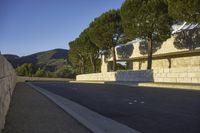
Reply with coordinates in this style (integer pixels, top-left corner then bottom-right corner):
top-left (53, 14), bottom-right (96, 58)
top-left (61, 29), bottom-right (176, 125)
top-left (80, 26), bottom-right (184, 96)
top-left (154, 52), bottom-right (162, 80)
top-left (4, 49), bottom-right (69, 72)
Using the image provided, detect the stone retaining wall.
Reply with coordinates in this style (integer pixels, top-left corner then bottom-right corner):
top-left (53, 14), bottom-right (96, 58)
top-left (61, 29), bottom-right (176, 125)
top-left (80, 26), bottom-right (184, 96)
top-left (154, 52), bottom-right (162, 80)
top-left (133, 55), bottom-right (200, 70)
top-left (77, 68), bottom-right (200, 83)
top-left (0, 55), bottom-right (16, 133)
top-left (76, 70), bottom-right (153, 82)
top-left (76, 72), bottom-right (116, 81)
top-left (153, 67), bottom-right (200, 83)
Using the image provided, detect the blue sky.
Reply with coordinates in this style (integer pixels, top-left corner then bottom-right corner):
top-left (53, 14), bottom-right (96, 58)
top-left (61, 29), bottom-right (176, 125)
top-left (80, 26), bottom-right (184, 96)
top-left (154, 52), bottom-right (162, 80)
top-left (0, 0), bottom-right (124, 56)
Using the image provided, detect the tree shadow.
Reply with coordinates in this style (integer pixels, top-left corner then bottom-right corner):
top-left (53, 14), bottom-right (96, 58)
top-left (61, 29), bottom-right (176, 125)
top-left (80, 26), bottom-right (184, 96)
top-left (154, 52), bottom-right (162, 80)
top-left (116, 43), bottom-right (133, 59)
top-left (139, 35), bottom-right (162, 55)
top-left (174, 28), bottom-right (200, 50)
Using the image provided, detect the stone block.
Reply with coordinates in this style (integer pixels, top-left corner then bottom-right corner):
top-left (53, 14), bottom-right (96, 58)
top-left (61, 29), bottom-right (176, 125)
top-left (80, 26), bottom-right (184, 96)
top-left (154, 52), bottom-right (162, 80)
top-left (188, 73), bottom-right (198, 78)
top-left (182, 78), bottom-right (192, 83)
top-left (187, 67), bottom-right (200, 72)
top-left (177, 78), bottom-right (184, 82)
top-left (167, 73), bottom-right (179, 78)
top-left (163, 77), bottom-right (177, 82)
top-left (154, 77), bottom-right (164, 82)
top-left (160, 73), bottom-right (167, 78)
top-left (178, 73), bottom-right (188, 77)
top-left (191, 78), bottom-right (199, 83)
top-left (163, 68), bottom-right (170, 73)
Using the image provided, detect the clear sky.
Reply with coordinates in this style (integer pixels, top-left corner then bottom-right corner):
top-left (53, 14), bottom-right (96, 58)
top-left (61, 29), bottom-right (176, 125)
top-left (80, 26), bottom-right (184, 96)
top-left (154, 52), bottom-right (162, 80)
top-left (0, 0), bottom-right (124, 56)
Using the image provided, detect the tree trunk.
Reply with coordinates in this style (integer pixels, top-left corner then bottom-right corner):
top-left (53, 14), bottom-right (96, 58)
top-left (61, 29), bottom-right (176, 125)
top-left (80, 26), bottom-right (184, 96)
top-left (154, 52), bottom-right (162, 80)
top-left (80, 57), bottom-right (85, 74)
top-left (82, 60), bottom-right (85, 74)
top-left (89, 54), bottom-right (96, 73)
top-left (79, 63), bottom-right (83, 74)
top-left (147, 37), bottom-right (153, 70)
top-left (112, 46), bottom-right (116, 71)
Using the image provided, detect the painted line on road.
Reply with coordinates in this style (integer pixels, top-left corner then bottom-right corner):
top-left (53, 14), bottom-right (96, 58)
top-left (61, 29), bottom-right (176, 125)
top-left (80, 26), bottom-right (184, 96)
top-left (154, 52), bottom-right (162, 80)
top-left (27, 83), bottom-right (140, 133)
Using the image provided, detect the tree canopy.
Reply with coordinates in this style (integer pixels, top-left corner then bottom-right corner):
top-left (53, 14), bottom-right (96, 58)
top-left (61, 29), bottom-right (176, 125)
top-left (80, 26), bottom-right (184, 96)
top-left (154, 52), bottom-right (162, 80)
top-left (68, 30), bottom-right (100, 74)
top-left (16, 63), bottom-right (33, 76)
top-left (120, 0), bottom-right (173, 69)
top-left (68, 38), bottom-right (87, 74)
top-left (79, 29), bottom-right (99, 72)
top-left (89, 9), bottom-right (125, 71)
top-left (168, 0), bottom-right (200, 23)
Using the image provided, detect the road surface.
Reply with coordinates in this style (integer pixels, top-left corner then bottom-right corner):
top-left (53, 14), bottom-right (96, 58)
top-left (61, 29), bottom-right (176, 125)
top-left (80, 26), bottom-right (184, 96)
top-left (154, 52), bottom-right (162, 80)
top-left (31, 82), bottom-right (200, 133)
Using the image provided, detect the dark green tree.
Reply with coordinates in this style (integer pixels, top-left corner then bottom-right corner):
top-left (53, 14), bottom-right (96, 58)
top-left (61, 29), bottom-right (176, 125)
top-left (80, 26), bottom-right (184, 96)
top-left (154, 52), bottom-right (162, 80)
top-left (120, 0), bottom-right (173, 69)
top-left (68, 38), bottom-right (87, 74)
top-left (35, 68), bottom-right (46, 77)
top-left (55, 66), bottom-right (76, 78)
top-left (79, 28), bottom-right (99, 73)
top-left (168, 0), bottom-right (200, 23)
top-left (16, 63), bottom-right (33, 76)
top-left (89, 9), bottom-right (125, 71)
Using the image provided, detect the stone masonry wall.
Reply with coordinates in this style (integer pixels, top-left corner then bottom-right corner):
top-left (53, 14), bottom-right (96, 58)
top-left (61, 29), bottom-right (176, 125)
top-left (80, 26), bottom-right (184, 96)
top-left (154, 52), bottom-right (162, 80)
top-left (0, 55), bottom-right (16, 133)
top-left (76, 72), bottom-right (116, 81)
top-left (76, 68), bottom-right (200, 83)
top-left (133, 55), bottom-right (200, 70)
top-left (76, 70), bottom-right (154, 82)
top-left (153, 67), bottom-right (200, 83)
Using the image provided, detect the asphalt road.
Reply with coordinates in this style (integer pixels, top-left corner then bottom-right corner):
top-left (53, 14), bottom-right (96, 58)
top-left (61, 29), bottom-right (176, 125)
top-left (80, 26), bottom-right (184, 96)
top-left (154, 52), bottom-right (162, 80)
top-left (31, 82), bottom-right (200, 133)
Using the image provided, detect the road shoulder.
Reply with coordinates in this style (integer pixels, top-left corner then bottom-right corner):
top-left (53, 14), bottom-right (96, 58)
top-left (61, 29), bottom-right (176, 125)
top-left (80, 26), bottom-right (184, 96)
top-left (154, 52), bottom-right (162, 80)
top-left (2, 83), bottom-right (91, 133)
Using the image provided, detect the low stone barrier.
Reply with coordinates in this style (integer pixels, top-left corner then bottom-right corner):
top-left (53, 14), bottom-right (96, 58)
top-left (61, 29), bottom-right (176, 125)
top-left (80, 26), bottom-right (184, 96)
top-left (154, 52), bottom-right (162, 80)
top-left (0, 55), bottom-right (16, 133)
top-left (76, 70), bottom-right (154, 82)
top-left (115, 70), bottom-right (153, 81)
top-left (76, 72), bottom-right (116, 81)
top-left (76, 68), bottom-right (200, 83)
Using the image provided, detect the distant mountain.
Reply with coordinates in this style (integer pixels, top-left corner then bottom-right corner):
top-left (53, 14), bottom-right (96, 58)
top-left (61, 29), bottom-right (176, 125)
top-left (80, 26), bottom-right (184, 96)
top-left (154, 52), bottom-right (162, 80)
top-left (4, 48), bottom-right (69, 72)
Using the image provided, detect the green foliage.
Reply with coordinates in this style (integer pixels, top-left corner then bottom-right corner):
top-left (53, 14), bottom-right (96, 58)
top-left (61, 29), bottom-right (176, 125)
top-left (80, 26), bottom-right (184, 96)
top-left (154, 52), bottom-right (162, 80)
top-left (35, 69), bottom-right (46, 77)
top-left (89, 9), bottom-right (124, 49)
top-left (55, 67), bottom-right (76, 78)
top-left (68, 38), bottom-right (88, 74)
top-left (120, 0), bottom-right (173, 69)
top-left (16, 63), bottom-right (33, 76)
top-left (13, 49), bottom-right (76, 78)
top-left (69, 26), bottom-right (101, 74)
top-left (121, 0), bottom-right (172, 41)
top-left (79, 28), bottom-right (99, 73)
top-left (89, 9), bottom-right (125, 71)
top-left (168, 0), bottom-right (200, 23)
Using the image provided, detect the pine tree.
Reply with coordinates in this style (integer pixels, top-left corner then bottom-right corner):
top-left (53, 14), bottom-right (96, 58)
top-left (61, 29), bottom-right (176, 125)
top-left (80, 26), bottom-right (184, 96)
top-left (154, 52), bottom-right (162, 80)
top-left (120, 0), bottom-right (173, 69)
top-left (89, 9), bottom-right (125, 71)
top-left (168, 0), bottom-right (200, 23)
top-left (79, 28), bottom-right (99, 73)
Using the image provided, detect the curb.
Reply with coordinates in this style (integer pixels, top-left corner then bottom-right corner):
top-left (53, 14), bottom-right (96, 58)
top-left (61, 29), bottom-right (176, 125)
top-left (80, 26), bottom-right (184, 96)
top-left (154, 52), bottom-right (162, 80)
top-left (70, 81), bottom-right (200, 90)
top-left (27, 83), bottom-right (140, 133)
top-left (138, 82), bottom-right (200, 90)
top-left (69, 81), bottom-right (105, 84)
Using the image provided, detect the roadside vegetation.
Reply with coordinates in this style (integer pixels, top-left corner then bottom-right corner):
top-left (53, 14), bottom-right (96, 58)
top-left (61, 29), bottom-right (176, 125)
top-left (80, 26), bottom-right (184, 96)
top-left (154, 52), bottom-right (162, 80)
top-left (15, 63), bottom-right (76, 78)
top-left (69, 0), bottom-right (200, 73)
